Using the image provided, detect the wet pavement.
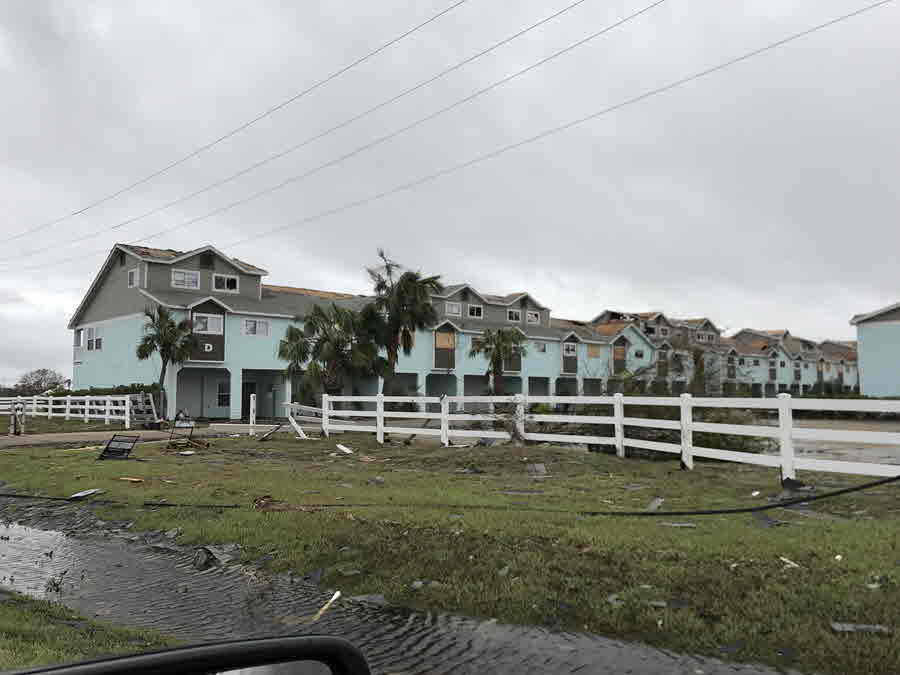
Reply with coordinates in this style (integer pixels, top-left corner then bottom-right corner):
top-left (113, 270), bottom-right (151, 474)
top-left (0, 500), bottom-right (796, 675)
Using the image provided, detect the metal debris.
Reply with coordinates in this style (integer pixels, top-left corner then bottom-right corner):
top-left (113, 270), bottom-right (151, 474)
top-left (67, 489), bottom-right (105, 500)
top-left (177, 450), bottom-right (196, 456)
top-left (661, 522), bottom-right (697, 528)
top-left (645, 497), bottom-right (664, 512)
top-left (336, 444), bottom-right (353, 454)
top-left (830, 622), bottom-right (892, 634)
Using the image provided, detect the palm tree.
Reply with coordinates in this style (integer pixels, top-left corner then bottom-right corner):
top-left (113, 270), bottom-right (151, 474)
top-left (366, 249), bottom-right (442, 391)
top-left (278, 303), bottom-right (388, 397)
top-left (136, 305), bottom-right (196, 418)
top-left (468, 328), bottom-right (528, 395)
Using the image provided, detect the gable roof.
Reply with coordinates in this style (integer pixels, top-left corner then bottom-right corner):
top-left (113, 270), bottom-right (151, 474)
top-left (433, 283), bottom-right (548, 310)
top-left (819, 340), bottom-right (858, 362)
top-left (850, 300), bottom-right (900, 325)
top-left (117, 244), bottom-right (268, 275)
top-left (676, 317), bottom-right (719, 331)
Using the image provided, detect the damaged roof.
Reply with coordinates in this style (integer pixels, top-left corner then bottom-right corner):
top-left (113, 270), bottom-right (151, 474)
top-left (117, 243), bottom-right (268, 275)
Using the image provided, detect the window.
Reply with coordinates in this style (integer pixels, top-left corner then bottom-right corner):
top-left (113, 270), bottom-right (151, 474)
top-left (467, 304), bottom-right (483, 319)
top-left (562, 343), bottom-right (577, 357)
top-left (193, 313), bottom-right (224, 335)
top-left (587, 344), bottom-right (602, 358)
top-left (85, 326), bottom-right (102, 351)
top-left (644, 325), bottom-right (656, 335)
top-left (753, 359), bottom-right (760, 366)
top-left (738, 358), bottom-right (745, 366)
top-left (445, 301), bottom-right (461, 316)
top-left (172, 269), bottom-right (200, 289)
top-left (535, 341), bottom-right (547, 353)
top-left (243, 319), bottom-right (269, 336)
top-left (217, 381), bottom-right (231, 408)
top-left (635, 350), bottom-right (644, 359)
top-left (660, 327), bottom-right (669, 337)
top-left (507, 308), bottom-right (521, 322)
top-left (73, 329), bottom-right (83, 347)
top-left (526, 311), bottom-right (540, 324)
top-left (769, 360), bottom-right (776, 367)
top-left (727, 356), bottom-right (735, 364)
top-left (780, 361), bottom-right (786, 368)
top-left (127, 268), bottom-right (138, 288)
top-left (213, 273), bottom-right (239, 293)
top-left (435, 331), bottom-right (456, 349)
top-left (804, 363), bottom-right (809, 369)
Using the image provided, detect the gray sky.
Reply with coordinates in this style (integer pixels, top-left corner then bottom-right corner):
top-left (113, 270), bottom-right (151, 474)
top-left (1, 0), bottom-right (898, 385)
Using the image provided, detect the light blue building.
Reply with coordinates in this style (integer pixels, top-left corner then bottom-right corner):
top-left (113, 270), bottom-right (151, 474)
top-left (851, 301), bottom-right (900, 397)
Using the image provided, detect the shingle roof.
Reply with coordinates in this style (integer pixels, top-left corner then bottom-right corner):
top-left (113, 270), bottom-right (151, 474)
top-left (819, 340), bottom-right (858, 362)
top-left (117, 244), bottom-right (267, 275)
top-left (141, 286), bottom-right (367, 318)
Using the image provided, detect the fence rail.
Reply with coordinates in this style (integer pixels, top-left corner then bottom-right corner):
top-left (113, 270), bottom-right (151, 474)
top-left (1, 395), bottom-right (131, 429)
top-left (289, 393), bottom-right (900, 480)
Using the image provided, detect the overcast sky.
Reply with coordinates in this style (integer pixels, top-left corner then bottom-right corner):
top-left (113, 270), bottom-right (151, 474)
top-left (1, 0), bottom-right (898, 385)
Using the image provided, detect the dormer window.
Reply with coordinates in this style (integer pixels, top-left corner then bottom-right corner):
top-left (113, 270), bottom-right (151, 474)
top-left (445, 301), bottom-right (461, 316)
top-left (468, 304), bottom-right (483, 319)
top-left (172, 269), bottom-right (200, 290)
top-left (660, 327), bottom-right (669, 337)
top-left (507, 308), bottom-right (521, 322)
top-left (213, 273), bottom-right (239, 293)
top-left (526, 311), bottom-right (540, 325)
top-left (644, 325), bottom-right (656, 335)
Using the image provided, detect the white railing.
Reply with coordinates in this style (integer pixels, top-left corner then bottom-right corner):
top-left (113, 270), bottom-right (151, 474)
top-left (0, 395), bottom-right (131, 429)
top-left (302, 393), bottom-right (900, 480)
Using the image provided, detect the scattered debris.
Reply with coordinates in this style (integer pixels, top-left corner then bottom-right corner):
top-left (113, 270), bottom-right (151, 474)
top-left (647, 600), bottom-right (668, 608)
top-left (661, 522), bottom-right (697, 528)
top-left (359, 456), bottom-right (377, 463)
top-left (410, 580), bottom-right (426, 590)
top-left (645, 497), bottom-right (664, 512)
top-left (779, 556), bottom-right (802, 569)
top-left (177, 450), bottom-right (196, 456)
top-left (526, 463), bottom-right (547, 479)
top-left (865, 574), bottom-right (889, 590)
top-left (164, 528), bottom-right (182, 539)
top-left (367, 476), bottom-right (385, 486)
top-left (782, 477), bottom-right (814, 492)
top-left (117, 477), bottom-right (144, 483)
top-left (454, 466), bottom-right (484, 474)
top-left (336, 444), bottom-right (353, 454)
top-left (449, 443), bottom-right (472, 448)
top-left (830, 622), bottom-right (892, 635)
top-left (606, 593), bottom-right (624, 607)
top-left (253, 495), bottom-right (317, 513)
top-left (622, 483), bottom-right (647, 492)
top-left (257, 424), bottom-right (282, 441)
top-left (161, 479), bottom-right (177, 484)
top-left (751, 490), bottom-right (761, 497)
top-left (475, 438), bottom-right (496, 447)
top-left (498, 565), bottom-right (511, 577)
top-left (448, 514), bottom-right (463, 520)
top-left (835, 555), bottom-right (843, 561)
top-left (349, 594), bottom-right (388, 606)
top-left (192, 547), bottom-right (217, 570)
top-left (67, 488), bottom-right (105, 500)
top-left (309, 591), bottom-right (341, 623)
top-left (339, 483), bottom-right (353, 489)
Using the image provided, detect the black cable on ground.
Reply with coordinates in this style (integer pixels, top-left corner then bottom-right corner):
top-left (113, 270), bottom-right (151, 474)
top-left (0, 473), bottom-right (897, 517)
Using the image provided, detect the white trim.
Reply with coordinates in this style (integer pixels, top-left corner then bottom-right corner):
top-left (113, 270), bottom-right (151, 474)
top-left (445, 301), bottom-right (462, 316)
top-left (526, 310), bottom-right (540, 325)
top-left (72, 312), bottom-right (146, 328)
top-left (433, 318), bottom-right (466, 333)
top-left (192, 313), bottom-right (224, 335)
top-left (141, 262), bottom-right (149, 289)
top-left (467, 304), bottom-right (484, 319)
top-left (186, 295), bottom-right (234, 312)
top-left (127, 267), bottom-right (138, 288)
top-left (234, 310), bottom-right (295, 319)
top-left (213, 272), bottom-right (240, 294)
top-left (507, 308), bottom-right (522, 323)
top-left (431, 285), bottom-right (548, 310)
top-left (850, 300), bottom-right (900, 325)
top-left (138, 288), bottom-right (183, 309)
top-left (432, 327), bottom-right (457, 371)
top-left (241, 317), bottom-right (271, 337)
top-left (171, 268), bottom-right (200, 290)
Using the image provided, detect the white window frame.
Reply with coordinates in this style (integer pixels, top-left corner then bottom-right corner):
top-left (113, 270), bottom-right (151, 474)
top-left (85, 326), bottom-right (102, 351)
top-left (73, 328), bottom-right (83, 348)
top-left (535, 341), bottom-right (547, 353)
top-left (467, 304), bottom-right (483, 319)
top-left (127, 267), bottom-right (138, 288)
top-left (562, 342), bottom-right (577, 357)
top-left (507, 308), bottom-right (521, 323)
top-left (171, 269), bottom-right (200, 290)
top-left (213, 273), bottom-right (240, 294)
top-left (242, 318), bottom-right (270, 337)
top-left (445, 301), bottom-right (461, 316)
top-left (193, 313), bottom-right (224, 335)
top-left (526, 310), bottom-right (540, 325)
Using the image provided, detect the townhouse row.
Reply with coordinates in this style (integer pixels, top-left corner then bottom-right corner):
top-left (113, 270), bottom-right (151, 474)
top-left (69, 244), bottom-right (859, 420)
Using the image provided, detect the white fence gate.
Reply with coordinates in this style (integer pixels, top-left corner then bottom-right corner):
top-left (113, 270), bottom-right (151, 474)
top-left (0, 395), bottom-right (131, 429)
top-left (305, 393), bottom-right (900, 480)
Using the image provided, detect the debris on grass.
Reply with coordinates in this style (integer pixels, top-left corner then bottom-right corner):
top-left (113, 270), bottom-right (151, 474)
top-left (117, 477), bottom-right (144, 483)
top-left (606, 593), bottom-right (624, 607)
top-left (835, 554), bottom-right (843, 561)
top-left (830, 622), bottom-right (892, 635)
top-left (164, 528), bottom-right (182, 539)
top-left (67, 488), bottom-right (105, 500)
top-left (645, 497), bottom-right (664, 512)
top-left (367, 476), bottom-right (385, 486)
top-left (661, 522), bottom-right (696, 528)
top-left (498, 565), bottom-right (510, 577)
top-left (751, 490), bottom-right (761, 497)
top-left (177, 451), bottom-right (195, 456)
top-left (454, 466), bottom-right (484, 474)
top-left (359, 456), bottom-right (376, 463)
top-left (622, 483), bottom-right (647, 491)
top-left (336, 444), bottom-right (353, 455)
top-left (308, 591), bottom-right (341, 623)
top-left (192, 547), bottom-right (217, 570)
top-left (779, 556), bottom-right (802, 569)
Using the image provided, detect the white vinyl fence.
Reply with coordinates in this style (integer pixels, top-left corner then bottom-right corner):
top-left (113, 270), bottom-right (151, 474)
top-left (295, 393), bottom-right (900, 480)
top-left (0, 395), bottom-right (131, 429)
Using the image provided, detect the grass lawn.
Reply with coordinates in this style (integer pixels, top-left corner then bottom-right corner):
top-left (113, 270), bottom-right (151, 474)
top-left (0, 590), bottom-right (173, 671)
top-left (0, 433), bottom-right (898, 675)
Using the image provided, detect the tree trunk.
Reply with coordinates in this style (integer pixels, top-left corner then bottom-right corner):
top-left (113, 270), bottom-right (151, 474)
top-left (157, 360), bottom-right (168, 421)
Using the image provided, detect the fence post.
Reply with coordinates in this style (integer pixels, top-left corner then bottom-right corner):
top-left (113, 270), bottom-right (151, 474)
top-left (249, 393), bottom-right (257, 436)
top-left (104, 396), bottom-right (111, 425)
top-left (321, 393), bottom-right (330, 437)
top-left (84, 396), bottom-right (89, 423)
top-left (440, 395), bottom-right (449, 447)
top-left (679, 393), bottom-right (693, 470)
top-left (514, 394), bottom-right (525, 443)
top-left (47, 395), bottom-right (53, 419)
top-left (124, 396), bottom-right (131, 430)
top-left (376, 393), bottom-right (384, 444)
top-left (613, 392), bottom-right (625, 458)
top-left (32, 395), bottom-right (38, 416)
top-left (65, 395), bottom-right (71, 421)
top-left (777, 393), bottom-right (795, 481)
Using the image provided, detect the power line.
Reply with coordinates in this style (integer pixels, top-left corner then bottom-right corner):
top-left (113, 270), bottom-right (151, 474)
top-left (14, 0), bottom-right (668, 270)
top-left (0, 0), bottom-right (471, 245)
top-left (0, 0), bottom-right (598, 264)
top-left (18, 0), bottom-right (894, 274)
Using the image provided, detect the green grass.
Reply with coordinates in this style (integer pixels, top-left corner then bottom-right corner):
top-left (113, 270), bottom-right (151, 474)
top-left (0, 433), bottom-right (898, 675)
top-left (0, 590), bottom-right (173, 670)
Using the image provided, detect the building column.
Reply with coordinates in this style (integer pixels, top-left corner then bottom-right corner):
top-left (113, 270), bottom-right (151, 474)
top-left (456, 375), bottom-right (464, 412)
top-left (229, 368), bottom-right (242, 420)
top-left (164, 365), bottom-right (180, 419)
top-left (550, 377), bottom-right (558, 396)
top-left (521, 377), bottom-right (530, 399)
top-left (413, 374), bottom-right (424, 412)
top-left (283, 374), bottom-right (292, 418)
top-left (577, 377), bottom-right (584, 396)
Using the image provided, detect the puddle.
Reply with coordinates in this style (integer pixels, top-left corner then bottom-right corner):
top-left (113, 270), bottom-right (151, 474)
top-left (0, 507), bottom-right (788, 674)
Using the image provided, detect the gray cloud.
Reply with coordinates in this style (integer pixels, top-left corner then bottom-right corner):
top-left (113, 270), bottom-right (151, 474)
top-left (1, 0), bottom-right (897, 381)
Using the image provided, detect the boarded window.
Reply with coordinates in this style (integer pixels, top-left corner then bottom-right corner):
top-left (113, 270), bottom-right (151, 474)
top-left (587, 344), bottom-right (602, 358)
top-left (526, 311), bottom-right (540, 324)
top-left (613, 344), bottom-right (626, 361)
top-left (435, 331), bottom-right (456, 349)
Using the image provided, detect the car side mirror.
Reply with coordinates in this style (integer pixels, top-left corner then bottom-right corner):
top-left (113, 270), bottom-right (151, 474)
top-left (12, 636), bottom-right (370, 675)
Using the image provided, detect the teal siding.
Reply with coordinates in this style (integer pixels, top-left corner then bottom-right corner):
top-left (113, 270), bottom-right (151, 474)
top-left (858, 322), bottom-right (900, 396)
top-left (72, 314), bottom-right (163, 389)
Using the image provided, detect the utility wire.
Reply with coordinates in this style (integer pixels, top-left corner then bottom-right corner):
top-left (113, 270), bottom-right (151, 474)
top-left (12, 0), bottom-right (667, 269)
top-left (2, 0), bottom-right (597, 264)
top-left (0, 0), bottom-right (471, 245)
top-left (16, 0), bottom-right (894, 273)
